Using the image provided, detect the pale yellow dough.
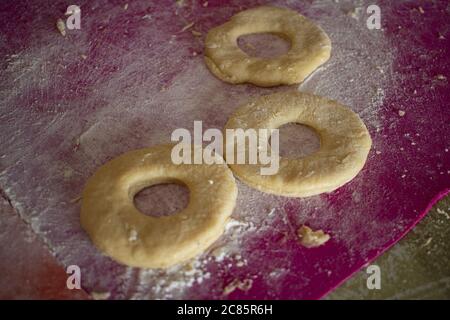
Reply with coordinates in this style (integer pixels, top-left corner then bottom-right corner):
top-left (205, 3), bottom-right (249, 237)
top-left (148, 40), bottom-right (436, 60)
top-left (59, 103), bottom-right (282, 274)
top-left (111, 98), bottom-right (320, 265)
top-left (224, 91), bottom-right (372, 197)
top-left (80, 144), bottom-right (237, 268)
top-left (204, 6), bottom-right (331, 87)
top-left (297, 225), bottom-right (330, 248)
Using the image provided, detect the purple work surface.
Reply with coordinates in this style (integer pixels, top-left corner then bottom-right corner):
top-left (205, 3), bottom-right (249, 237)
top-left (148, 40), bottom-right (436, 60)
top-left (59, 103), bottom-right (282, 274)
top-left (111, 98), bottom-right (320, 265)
top-left (0, 0), bottom-right (449, 299)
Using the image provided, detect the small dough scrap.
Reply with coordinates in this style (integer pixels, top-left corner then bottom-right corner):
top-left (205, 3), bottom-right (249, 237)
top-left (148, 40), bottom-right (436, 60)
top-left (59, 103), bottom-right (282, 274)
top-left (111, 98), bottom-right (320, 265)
top-left (56, 18), bottom-right (66, 36)
top-left (90, 291), bottom-right (111, 300)
top-left (224, 91), bottom-right (372, 197)
top-left (80, 144), bottom-right (237, 268)
top-left (204, 6), bottom-right (331, 87)
top-left (297, 225), bottom-right (330, 248)
top-left (223, 278), bottom-right (253, 295)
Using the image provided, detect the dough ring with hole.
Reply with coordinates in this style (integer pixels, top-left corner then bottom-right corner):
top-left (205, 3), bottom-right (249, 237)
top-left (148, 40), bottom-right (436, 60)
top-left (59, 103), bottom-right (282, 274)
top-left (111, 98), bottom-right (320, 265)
top-left (224, 91), bottom-right (372, 197)
top-left (204, 6), bottom-right (331, 87)
top-left (80, 144), bottom-right (237, 268)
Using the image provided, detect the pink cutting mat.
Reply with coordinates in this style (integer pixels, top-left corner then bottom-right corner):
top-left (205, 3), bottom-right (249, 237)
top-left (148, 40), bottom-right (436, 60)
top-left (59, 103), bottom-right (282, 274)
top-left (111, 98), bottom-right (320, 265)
top-left (0, 0), bottom-right (449, 299)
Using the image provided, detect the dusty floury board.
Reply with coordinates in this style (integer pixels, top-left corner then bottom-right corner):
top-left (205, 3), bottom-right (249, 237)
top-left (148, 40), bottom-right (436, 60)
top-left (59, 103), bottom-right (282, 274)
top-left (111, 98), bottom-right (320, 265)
top-left (0, 0), bottom-right (448, 299)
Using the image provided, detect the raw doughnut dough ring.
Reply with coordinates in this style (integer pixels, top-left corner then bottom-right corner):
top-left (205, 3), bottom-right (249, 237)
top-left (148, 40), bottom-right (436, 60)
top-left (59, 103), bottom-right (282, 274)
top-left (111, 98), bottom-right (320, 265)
top-left (204, 6), bottom-right (331, 87)
top-left (80, 144), bottom-right (237, 268)
top-left (224, 91), bottom-right (372, 197)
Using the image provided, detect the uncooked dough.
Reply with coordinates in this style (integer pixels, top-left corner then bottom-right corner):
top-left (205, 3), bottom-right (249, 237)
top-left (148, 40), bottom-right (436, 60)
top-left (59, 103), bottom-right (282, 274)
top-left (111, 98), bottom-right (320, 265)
top-left (297, 225), bottom-right (330, 248)
top-left (224, 91), bottom-right (372, 197)
top-left (204, 6), bottom-right (331, 87)
top-left (80, 144), bottom-right (237, 268)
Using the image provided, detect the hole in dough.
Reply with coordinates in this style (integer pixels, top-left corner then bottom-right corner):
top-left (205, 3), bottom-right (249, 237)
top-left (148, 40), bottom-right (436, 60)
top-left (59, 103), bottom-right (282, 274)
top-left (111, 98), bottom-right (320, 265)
top-left (237, 33), bottom-right (291, 59)
top-left (272, 123), bottom-right (321, 158)
top-left (133, 183), bottom-right (190, 217)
